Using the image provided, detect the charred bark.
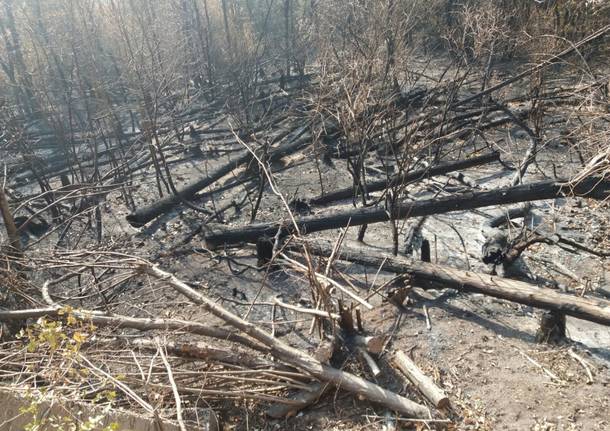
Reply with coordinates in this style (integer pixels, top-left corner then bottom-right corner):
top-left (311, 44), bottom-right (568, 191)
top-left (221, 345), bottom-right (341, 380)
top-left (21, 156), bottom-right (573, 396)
top-left (309, 152), bottom-right (501, 206)
top-left (204, 177), bottom-right (610, 248)
top-left (126, 127), bottom-right (312, 227)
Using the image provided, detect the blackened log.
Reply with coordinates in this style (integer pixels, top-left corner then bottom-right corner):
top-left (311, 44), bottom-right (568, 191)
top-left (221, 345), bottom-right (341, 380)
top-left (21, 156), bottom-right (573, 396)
top-left (126, 127), bottom-right (310, 227)
top-left (309, 152), bottom-right (500, 206)
top-left (204, 177), bottom-right (610, 249)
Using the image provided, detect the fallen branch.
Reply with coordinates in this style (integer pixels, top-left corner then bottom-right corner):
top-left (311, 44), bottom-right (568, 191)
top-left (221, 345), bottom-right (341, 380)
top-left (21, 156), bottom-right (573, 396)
top-left (0, 307), bottom-right (266, 352)
top-left (273, 297), bottom-right (340, 320)
top-left (266, 382), bottom-right (327, 418)
top-left (140, 264), bottom-right (430, 418)
top-left (131, 338), bottom-right (274, 369)
top-left (158, 340), bottom-right (188, 431)
top-left (126, 126), bottom-right (311, 227)
top-left (359, 347), bottom-right (381, 377)
top-left (266, 337), bottom-right (336, 418)
top-left (350, 334), bottom-right (387, 355)
top-left (568, 348), bottom-right (594, 384)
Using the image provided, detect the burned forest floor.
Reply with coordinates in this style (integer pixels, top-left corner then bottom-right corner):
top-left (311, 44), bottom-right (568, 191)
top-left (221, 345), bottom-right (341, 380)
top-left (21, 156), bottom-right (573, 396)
top-left (1, 56), bottom-right (610, 431)
top-left (120, 121), bottom-right (610, 431)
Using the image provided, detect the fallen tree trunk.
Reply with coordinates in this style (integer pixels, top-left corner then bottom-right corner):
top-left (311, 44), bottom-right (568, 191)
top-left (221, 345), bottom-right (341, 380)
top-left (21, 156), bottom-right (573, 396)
top-left (309, 151), bottom-right (501, 206)
top-left (204, 176), bottom-right (610, 248)
top-left (488, 205), bottom-right (531, 228)
top-left (266, 338), bottom-right (334, 418)
top-left (141, 264), bottom-right (430, 418)
top-left (292, 239), bottom-right (610, 326)
top-left (126, 126), bottom-right (311, 227)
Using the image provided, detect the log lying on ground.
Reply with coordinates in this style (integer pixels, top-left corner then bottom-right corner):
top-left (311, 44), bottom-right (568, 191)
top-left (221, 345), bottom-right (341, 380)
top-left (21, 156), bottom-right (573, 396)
top-left (204, 176), bottom-right (610, 248)
top-left (141, 264), bottom-right (430, 418)
top-left (392, 350), bottom-right (450, 409)
top-left (292, 239), bottom-right (610, 326)
top-left (126, 126), bottom-right (311, 227)
top-left (309, 151), bottom-right (501, 206)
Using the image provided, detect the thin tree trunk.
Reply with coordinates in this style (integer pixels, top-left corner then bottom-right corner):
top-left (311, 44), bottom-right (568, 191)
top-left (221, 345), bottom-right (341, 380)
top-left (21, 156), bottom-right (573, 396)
top-left (0, 186), bottom-right (21, 253)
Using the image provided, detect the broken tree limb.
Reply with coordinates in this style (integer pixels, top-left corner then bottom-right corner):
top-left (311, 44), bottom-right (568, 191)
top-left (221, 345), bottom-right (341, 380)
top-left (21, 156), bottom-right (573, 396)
top-left (0, 307), bottom-right (266, 352)
top-left (126, 126), bottom-right (311, 227)
top-left (273, 297), bottom-right (340, 320)
top-left (557, 235), bottom-right (610, 258)
top-left (289, 240), bottom-right (610, 326)
top-left (392, 350), bottom-right (449, 409)
top-left (309, 152), bottom-right (501, 206)
top-left (488, 205), bottom-right (531, 228)
top-left (567, 347), bottom-right (594, 384)
top-left (204, 176), bottom-right (610, 248)
top-left (141, 264), bottom-right (430, 418)
top-left (350, 334), bottom-right (387, 355)
top-left (359, 347), bottom-right (381, 377)
top-left (266, 337), bottom-right (335, 418)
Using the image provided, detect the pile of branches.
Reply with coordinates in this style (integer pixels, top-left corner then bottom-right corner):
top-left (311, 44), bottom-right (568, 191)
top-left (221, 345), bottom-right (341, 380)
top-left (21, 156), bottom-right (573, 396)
top-left (0, 249), bottom-right (439, 427)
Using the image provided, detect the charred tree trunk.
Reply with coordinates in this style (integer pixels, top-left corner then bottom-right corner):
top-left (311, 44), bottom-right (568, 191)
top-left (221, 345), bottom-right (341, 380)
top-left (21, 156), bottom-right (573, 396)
top-left (126, 127), bottom-right (312, 226)
top-left (204, 177), bottom-right (610, 248)
top-left (309, 152), bottom-right (500, 206)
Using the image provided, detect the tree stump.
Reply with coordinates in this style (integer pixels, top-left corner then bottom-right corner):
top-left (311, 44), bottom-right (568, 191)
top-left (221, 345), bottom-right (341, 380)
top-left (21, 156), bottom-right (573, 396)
top-left (536, 310), bottom-right (566, 343)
